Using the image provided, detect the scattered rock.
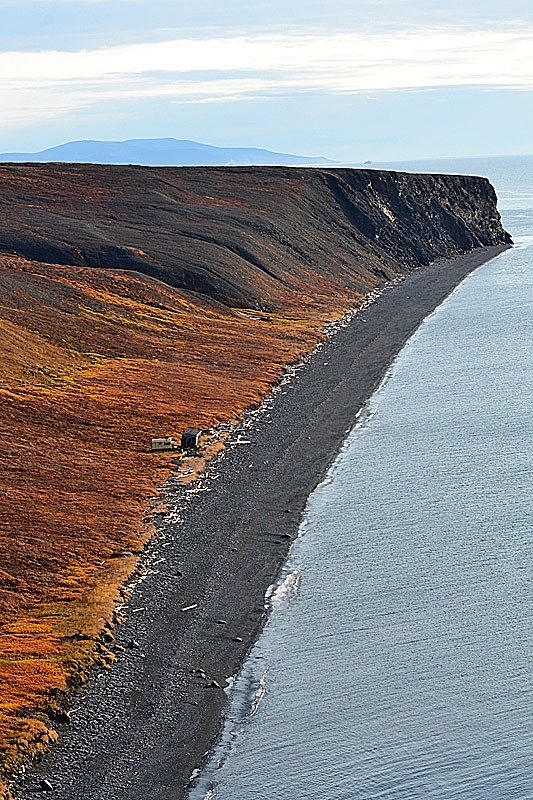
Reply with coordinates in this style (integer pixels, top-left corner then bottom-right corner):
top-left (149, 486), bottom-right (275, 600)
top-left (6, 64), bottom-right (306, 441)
top-left (40, 778), bottom-right (54, 791)
top-left (207, 680), bottom-right (220, 689)
top-left (126, 640), bottom-right (140, 649)
top-left (233, 637), bottom-right (243, 642)
top-left (216, 619), bottom-right (227, 625)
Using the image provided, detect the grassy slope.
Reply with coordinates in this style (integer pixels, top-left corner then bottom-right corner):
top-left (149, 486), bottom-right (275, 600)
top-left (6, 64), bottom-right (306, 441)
top-left (0, 253), bottom-right (358, 787)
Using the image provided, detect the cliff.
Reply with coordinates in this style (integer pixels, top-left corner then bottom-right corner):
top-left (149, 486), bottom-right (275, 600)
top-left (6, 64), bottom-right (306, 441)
top-left (0, 165), bottom-right (510, 310)
top-left (0, 165), bottom-right (510, 791)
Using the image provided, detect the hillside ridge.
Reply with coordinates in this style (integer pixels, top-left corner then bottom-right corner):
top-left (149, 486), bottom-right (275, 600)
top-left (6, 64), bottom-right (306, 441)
top-left (0, 164), bottom-right (511, 310)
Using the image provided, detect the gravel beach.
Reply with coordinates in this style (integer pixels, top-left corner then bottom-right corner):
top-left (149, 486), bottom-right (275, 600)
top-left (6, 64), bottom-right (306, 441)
top-left (12, 245), bottom-right (508, 800)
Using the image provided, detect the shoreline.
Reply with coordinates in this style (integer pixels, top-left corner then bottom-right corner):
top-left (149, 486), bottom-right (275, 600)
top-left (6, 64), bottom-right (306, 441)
top-left (12, 244), bottom-right (509, 800)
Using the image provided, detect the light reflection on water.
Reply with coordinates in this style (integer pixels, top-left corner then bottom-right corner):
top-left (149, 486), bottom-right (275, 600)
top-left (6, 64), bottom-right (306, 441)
top-left (191, 172), bottom-right (533, 800)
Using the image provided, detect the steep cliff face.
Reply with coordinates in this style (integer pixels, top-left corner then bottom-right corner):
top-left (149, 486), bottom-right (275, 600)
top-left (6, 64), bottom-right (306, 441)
top-left (0, 165), bottom-right (510, 310)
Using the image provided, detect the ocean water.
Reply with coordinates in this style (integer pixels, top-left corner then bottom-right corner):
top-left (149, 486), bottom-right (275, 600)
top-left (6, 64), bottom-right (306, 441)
top-left (190, 157), bottom-right (533, 800)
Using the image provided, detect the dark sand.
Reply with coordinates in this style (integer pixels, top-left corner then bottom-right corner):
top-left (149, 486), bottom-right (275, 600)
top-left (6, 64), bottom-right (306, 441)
top-left (13, 245), bottom-right (508, 800)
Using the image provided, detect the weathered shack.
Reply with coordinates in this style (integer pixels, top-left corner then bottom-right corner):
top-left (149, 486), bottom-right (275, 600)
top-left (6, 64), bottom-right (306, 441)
top-left (181, 429), bottom-right (202, 450)
top-left (151, 437), bottom-right (177, 451)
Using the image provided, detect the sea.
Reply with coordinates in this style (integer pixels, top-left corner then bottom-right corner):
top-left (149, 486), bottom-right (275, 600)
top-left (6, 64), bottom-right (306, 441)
top-left (190, 156), bottom-right (533, 800)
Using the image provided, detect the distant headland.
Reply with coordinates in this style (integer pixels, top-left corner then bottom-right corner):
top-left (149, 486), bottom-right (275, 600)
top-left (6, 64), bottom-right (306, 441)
top-left (0, 137), bottom-right (334, 166)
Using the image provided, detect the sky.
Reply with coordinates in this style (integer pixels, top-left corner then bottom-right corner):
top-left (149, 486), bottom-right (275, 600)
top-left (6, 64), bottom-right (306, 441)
top-left (1, 0), bottom-right (532, 162)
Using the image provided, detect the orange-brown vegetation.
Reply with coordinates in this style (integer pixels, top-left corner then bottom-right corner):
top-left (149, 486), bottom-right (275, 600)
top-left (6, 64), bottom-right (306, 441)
top-left (0, 252), bottom-right (358, 783)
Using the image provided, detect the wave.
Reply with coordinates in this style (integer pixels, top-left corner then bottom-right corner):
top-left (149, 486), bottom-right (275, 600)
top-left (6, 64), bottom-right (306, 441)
top-left (266, 564), bottom-right (302, 612)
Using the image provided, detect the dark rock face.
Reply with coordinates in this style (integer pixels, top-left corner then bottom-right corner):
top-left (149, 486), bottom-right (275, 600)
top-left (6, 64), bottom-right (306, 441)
top-left (0, 164), bottom-right (511, 309)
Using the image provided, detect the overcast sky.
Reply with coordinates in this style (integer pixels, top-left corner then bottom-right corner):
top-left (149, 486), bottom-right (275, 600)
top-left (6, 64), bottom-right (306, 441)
top-left (1, 0), bottom-right (532, 161)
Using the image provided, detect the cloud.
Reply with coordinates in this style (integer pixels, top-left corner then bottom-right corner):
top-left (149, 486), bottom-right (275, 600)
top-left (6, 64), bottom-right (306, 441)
top-left (2, 28), bottom-right (533, 131)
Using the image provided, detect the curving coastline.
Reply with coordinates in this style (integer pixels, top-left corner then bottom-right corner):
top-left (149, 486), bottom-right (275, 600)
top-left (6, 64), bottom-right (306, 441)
top-left (11, 243), bottom-right (509, 800)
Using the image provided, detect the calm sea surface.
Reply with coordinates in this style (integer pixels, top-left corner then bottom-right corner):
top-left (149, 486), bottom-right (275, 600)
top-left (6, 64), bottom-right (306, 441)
top-left (191, 157), bottom-right (533, 800)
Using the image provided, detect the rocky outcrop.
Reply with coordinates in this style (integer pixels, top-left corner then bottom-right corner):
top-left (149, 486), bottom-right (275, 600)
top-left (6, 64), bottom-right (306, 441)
top-left (0, 164), bottom-right (510, 310)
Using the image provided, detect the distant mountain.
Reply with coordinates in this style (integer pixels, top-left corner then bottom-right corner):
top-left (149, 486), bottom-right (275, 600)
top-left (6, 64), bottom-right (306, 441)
top-left (0, 137), bottom-right (333, 166)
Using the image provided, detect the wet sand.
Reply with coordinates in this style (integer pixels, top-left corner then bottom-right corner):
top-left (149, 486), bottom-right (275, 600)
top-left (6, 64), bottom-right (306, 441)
top-left (13, 245), bottom-right (509, 800)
